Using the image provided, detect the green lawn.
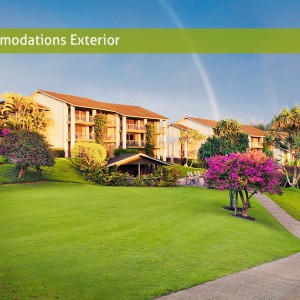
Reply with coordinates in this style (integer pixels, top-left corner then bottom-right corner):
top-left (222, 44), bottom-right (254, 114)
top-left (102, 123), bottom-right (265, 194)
top-left (268, 188), bottom-right (300, 221)
top-left (0, 158), bottom-right (85, 184)
top-left (174, 164), bottom-right (204, 177)
top-left (0, 183), bottom-right (299, 300)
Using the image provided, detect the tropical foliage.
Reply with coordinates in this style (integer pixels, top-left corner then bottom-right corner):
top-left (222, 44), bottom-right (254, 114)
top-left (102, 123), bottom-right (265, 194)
top-left (199, 119), bottom-right (249, 163)
top-left (94, 113), bottom-right (108, 145)
top-left (0, 92), bottom-right (53, 132)
top-left (85, 165), bottom-right (181, 187)
top-left (179, 128), bottom-right (204, 166)
top-left (0, 129), bottom-right (54, 177)
top-left (113, 148), bottom-right (139, 157)
top-left (71, 142), bottom-right (106, 169)
top-left (269, 105), bottom-right (300, 187)
top-left (145, 123), bottom-right (157, 157)
top-left (204, 151), bottom-right (282, 218)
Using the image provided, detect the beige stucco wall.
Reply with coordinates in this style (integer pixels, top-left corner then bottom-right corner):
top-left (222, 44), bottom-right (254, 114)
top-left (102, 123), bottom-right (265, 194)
top-left (179, 119), bottom-right (214, 136)
top-left (33, 93), bottom-right (68, 154)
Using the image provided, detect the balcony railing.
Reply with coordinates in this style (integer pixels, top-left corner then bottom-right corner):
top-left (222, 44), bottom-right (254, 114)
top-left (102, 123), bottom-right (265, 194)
top-left (251, 142), bottom-right (263, 148)
top-left (105, 135), bottom-right (114, 141)
top-left (67, 115), bottom-right (94, 122)
top-left (126, 124), bottom-right (145, 131)
top-left (158, 127), bottom-right (166, 134)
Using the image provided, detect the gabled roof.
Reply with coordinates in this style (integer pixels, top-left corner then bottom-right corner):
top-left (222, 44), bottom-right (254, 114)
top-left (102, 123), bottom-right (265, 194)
top-left (169, 123), bottom-right (191, 131)
top-left (34, 90), bottom-right (168, 120)
top-left (185, 117), bottom-right (218, 128)
top-left (243, 125), bottom-right (265, 137)
top-left (106, 153), bottom-right (171, 168)
top-left (183, 117), bottom-right (266, 137)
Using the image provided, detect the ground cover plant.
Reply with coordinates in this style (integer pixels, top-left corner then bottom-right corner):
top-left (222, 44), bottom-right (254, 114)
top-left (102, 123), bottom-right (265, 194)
top-left (268, 188), bottom-right (300, 221)
top-left (0, 182), bottom-right (299, 299)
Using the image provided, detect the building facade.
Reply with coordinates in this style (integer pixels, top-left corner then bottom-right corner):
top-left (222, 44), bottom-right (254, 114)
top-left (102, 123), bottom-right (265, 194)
top-left (32, 90), bottom-right (168, 159)
top-left (167, 117), bottom-right (266, 162)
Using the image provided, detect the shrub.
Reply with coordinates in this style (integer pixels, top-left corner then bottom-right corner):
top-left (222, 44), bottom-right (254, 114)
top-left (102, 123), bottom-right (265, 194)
top-left (0, 130), bottom-right (54, 177)
top-left (51, 148), bottom-right (65, 158)
top-left (71, 142), bottom-right (106, 169)
top-left (162, 166), bottom-right (182, 187)
top-left (113, 148), bottom-right (139, 157)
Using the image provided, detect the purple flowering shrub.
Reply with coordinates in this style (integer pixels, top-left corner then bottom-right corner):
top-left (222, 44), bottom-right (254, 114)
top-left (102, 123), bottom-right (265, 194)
top-left (0, 130), bottom-right (54, 178)
top-left (204, 152), bottom-right (282, 218)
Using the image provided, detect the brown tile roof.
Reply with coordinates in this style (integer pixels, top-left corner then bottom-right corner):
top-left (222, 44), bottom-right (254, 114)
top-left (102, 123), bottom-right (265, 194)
top-left (169, 123), bottom-right (191, 130)
top-left (36, 90), bottom-right (168, 120)
top-left (106, 153), bottom-right (171, 167)
top-left (243, 125), bottom-right (266, 137)
top-left (185, 117), bottom-right (266, 137)
top-left (185, 117), bottom-right (218, 127)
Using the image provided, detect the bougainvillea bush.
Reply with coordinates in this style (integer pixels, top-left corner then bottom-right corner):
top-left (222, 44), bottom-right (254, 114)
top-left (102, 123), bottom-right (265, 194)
top-left (204, 152), bottom-right (282, 218)
top-left (0, 129), bottom-right (54, 177)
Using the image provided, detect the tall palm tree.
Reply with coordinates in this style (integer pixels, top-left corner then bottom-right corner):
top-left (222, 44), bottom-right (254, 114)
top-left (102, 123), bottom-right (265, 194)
top-left (271, 105), bottom-right (300, 187)
top-left (0, 92), bottom-right (52, 132)
top-left (214, 119), bottom-right (244, 145)
top-left (179, 129), bottom-right (205, 166)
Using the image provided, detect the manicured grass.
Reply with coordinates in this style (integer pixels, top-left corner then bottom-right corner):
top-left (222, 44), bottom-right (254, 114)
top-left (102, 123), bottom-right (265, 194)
top-left (0, 158), bottom-right (85, 184)
top-left (268, 188), bottom-right (300, 221)
top-left (0, 183), bottom-right (299, 299)
top-left (174, 164), bottom-right (204, 177)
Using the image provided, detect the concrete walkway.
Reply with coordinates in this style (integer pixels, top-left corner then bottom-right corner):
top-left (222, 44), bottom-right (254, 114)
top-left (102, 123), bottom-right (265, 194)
top-left (156, 193), bottom-right (300, 300)
top-left (255, 192), bottom-right (300, 239)
top-left (157, 253), bottom-right (300, 300)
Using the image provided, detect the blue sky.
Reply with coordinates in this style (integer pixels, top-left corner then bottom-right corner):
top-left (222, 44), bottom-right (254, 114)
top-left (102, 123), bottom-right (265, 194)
top-left (0, 0), bottom-right (300, 124)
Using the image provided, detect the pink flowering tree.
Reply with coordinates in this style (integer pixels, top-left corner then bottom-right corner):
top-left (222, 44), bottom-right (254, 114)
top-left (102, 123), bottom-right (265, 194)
top-left (204, 152), bottom-right (282, 218)
top-left (0, 129), bottom-right (54, 177)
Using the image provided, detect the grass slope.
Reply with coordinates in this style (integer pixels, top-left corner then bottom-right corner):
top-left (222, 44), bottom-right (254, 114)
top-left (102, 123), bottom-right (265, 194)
top-left (174, 164), bottom-right (204, 177)
top-left (0, 183), bottom-right (299, 299)
top-left (0, 158), bottom-right (85, 184)
top-left (268, 188), bottom-right (300, 221)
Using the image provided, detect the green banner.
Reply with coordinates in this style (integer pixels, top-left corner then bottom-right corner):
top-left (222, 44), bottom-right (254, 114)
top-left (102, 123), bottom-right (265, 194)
top-left (0, 28), bottom-right (300, 53)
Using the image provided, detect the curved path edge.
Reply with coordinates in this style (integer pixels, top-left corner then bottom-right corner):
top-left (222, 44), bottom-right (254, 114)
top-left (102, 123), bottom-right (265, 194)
top-left (254, 192), bottom-right (300, 239)
top-left (156, 193), bottom-right (300, 300)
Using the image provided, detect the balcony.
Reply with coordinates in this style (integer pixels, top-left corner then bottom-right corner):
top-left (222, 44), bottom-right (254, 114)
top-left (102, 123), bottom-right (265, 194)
top-left (158, 127), bottom-right (166, 134)
top-left (120, 140), bottom-right (146, 147)
top-left (251, 142), bottom-right (263, 148)
top-left (126, 124), bottom-right (145, 131)
top-left (67, 115), bottom-right (94, 123)
top-left (107, 119), bottom-right (116, 126)
top-left (104, 135), bottom-right (114, 141)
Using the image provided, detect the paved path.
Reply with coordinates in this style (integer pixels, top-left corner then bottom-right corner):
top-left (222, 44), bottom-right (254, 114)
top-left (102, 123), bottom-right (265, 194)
top-left (157, 252), bottom-right (300, 300)
top-left (156, 193), bottom-right (300, 300)
top-left (254, 192), bottom-right (300, 239)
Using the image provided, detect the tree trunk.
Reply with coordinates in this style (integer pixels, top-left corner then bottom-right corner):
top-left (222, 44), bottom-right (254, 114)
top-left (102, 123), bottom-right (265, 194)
top-left (180, 142), bottom-right (185, 165)
top-left (234, 190), bottom-right (239, 216)
top-left (36, 166), bottom-right (42, 175)
top-left (239, 190), bottom-right (249, 217)
top-left (18, 166), bottom-right (28, 178)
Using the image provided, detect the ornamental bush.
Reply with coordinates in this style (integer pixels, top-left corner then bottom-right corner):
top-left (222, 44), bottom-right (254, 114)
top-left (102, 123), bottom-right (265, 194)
top-left (0, 129), bottom-right (54, 177)
top-left (71, 142), bottom-right (106, 169)
top-left (204, 151), bottom-right (282, 218)
top-left (113, 148), bottom-right (139, 157)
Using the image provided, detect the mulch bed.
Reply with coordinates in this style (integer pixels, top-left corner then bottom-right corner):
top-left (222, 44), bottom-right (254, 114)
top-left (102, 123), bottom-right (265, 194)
top-left (232, 214), bottom-right (255, 221)
top-left (223, 206), bottom-right (243, 212)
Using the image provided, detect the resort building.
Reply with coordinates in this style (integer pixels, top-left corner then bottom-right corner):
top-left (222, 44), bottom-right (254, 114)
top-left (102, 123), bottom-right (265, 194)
top-left (167, 117), bottom-right (265, 162)
top-left (32, 90), bottom-right (168, 159)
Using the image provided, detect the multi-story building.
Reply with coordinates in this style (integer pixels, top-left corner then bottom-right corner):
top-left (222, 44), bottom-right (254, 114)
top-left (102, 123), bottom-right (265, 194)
top-left (32, 90), bottom-right (168, 159)
top-left (167, 117), bottom-right (265, 162)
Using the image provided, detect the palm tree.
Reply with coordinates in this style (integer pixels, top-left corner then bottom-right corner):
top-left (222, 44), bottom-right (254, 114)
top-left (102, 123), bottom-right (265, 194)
top-left (214, 119), bottom-right (244, 145)
top-left (270, 105), bottom-right (300, 187)
top-left (0, 92), bottom-right (52, 132)
top-left (179, 129), bottom-right (205, 166)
